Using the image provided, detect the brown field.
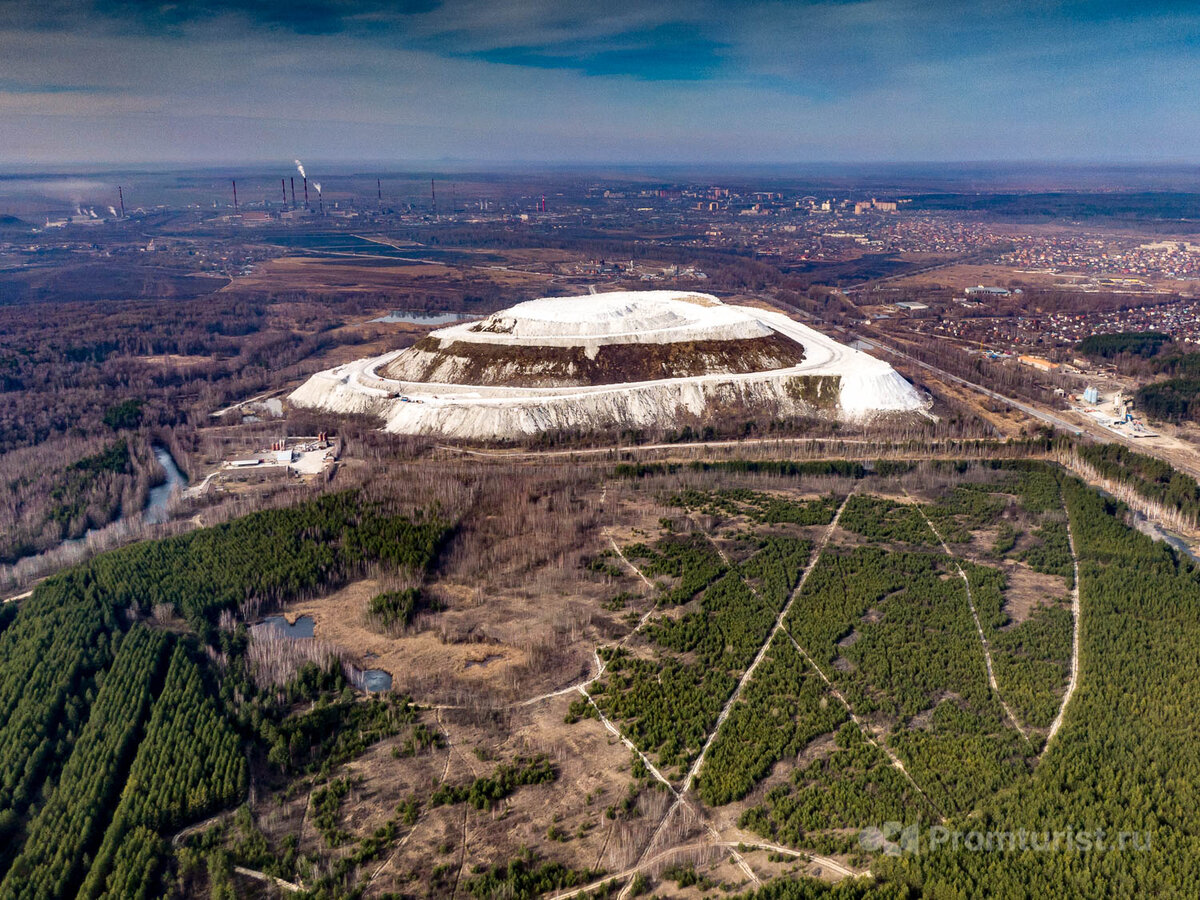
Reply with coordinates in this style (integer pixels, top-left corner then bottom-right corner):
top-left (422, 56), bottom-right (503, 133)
top-left (876, 260), bottom-right (1200, 295)
top-left (1000, 565), bottom-right (1069, 624)
top-left (224, 254), bottom-right (556, 297)
top-left (136, 353), bottom-right (212, 367)
top-left (875, 262), bottom-right (1076, 292)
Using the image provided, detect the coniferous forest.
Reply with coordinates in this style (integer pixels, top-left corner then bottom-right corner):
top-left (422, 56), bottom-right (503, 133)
top-left (3, 454), bottom-right (1200, 898)
top-left (0, 490), bottom-right (448, 899)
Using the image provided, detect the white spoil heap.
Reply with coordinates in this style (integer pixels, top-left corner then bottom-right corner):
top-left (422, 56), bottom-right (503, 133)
top-left (439, 290), bottom-right (769, 346)
top-left (290, 290), bottom-right (927, 439)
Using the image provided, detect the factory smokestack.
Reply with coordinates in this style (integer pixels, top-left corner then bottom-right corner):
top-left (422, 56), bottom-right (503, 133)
top-left (377, 178), bottom-right (382, 207)
top-left (281, 178), bottom-right (287, 207)
top-left (303, 177), bottom-right (309, 209)
top-left (431, 178), bottom-right (436, 217)
top-left (118, 185), bottom-right (125, 218)
top-left (232, 180), bottom-right (238, 212)
top-left (290, 177), bottom-right (296, 208)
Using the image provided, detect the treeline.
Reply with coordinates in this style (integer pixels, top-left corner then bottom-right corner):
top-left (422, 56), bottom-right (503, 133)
top-left (1074, 442), bottom-right (1200, 526)
top-left (0, 626), bottom-right (168, 899)
top-left (615, 460), bottom-right (870, 480)
top-left (1075, 331), bottom-right (1171, 359)
top-left (74, 490), bottom-right (448, 633)
top-left (80, 643), bottom-right (247, 899)
top-left (1136, 376), bottom-right (1200, 423)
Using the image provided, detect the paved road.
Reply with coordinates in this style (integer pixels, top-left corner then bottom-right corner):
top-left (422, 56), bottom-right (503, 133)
top-left (855, 330), bottom-right (1200, 483)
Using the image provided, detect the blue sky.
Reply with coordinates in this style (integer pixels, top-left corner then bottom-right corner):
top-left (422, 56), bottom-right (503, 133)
top-left (1, 0), bottom-right (1197, 164)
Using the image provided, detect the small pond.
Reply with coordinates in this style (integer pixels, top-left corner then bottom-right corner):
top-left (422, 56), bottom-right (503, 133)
top-left (371, 310), bottom-right (467, 325)
top-left (260, 614), bottom-right (316, 638)
top-left (360, 669), bottom-right (393, 692)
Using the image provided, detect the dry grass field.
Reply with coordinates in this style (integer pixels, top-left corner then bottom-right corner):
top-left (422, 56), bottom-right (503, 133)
top-left (224, 254), bottom-right (556, 299)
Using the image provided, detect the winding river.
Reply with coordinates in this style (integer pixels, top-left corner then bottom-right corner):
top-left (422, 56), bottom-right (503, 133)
top-left (59, 444), bottom-right (188, 551)
top-left (143, 445), bottom-right (188, 525)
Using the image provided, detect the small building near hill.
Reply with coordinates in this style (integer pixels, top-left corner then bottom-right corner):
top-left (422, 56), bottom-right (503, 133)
top-left (1018, 355), bottom-right (1060, 373)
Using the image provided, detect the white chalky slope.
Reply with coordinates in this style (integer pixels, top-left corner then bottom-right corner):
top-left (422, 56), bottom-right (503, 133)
top-left (290, 291), bottom-right (926, 439)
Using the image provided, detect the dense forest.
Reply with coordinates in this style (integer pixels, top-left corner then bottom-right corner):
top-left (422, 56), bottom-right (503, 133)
top-left (1075, 442), bottom-right (1200, 524)
top-left (1136, 376), bottom-right (1200, 423)
top-left (0, 490), bottom-right (449, 897)
top-left (681, 464), bottom-right (1200, 898)
top-left (878, 477), bottom-right (1200, 895)
top-left (1075, 331), bottom-right (1171, 359)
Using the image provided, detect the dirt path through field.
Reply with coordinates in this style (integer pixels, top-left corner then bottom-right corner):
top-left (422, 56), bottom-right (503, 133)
top-left (1042, 505), bottom-right (1082, 756)
top-left (909, 495), bottom-right (1032, 745)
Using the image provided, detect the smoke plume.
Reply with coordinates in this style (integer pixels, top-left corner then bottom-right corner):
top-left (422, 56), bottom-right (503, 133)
top-left (294, 159), bottom-right (306, 179)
